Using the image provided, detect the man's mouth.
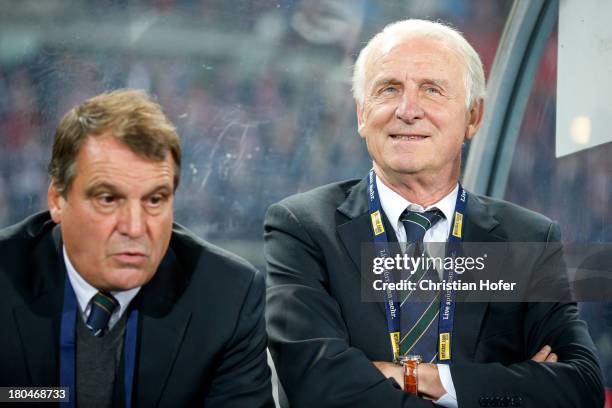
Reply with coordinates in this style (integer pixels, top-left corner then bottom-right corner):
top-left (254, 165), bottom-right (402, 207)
top-left (112, 251), bottom-right (148, 264)
top-left (390, 134), bottom-right (429, 141)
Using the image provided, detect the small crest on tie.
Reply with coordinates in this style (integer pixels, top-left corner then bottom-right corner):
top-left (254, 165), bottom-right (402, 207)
top-left (371, 210), bottom-right (385, 236)
top-left (452, 212), bottom-right (463, 238)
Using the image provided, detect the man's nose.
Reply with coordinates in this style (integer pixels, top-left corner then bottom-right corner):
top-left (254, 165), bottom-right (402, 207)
top-left (395, 89), bottom-right (424, 123)
top-left (116, 201), bottom-right (145, 238)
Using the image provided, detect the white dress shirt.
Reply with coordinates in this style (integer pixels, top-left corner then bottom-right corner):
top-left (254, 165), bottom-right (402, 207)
top-left (63, 246), bottom-right (140, 331)
top-left (376, 175), bottom-right (459, 408)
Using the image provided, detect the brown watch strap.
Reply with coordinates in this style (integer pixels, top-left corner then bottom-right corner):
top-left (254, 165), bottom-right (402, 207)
top-left (398, 355), bottom-right (421, 395)
top-left (404, 359), bottom-right (418, 394)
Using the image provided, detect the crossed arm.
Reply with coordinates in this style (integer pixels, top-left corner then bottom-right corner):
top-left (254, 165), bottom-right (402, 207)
top-left (264, 203), bottom-right (604, 407)
top-left (373, 345), bottom-right (559, 400)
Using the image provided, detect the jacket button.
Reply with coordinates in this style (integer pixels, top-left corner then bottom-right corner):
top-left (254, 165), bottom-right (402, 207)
top-left (511, 396), bottom-right (522, 407)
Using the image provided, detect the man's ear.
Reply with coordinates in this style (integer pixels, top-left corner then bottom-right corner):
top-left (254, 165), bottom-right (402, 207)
top-left (465, 98), bottom-right (484, 141)
top-left (356, 101), bottom-right (366, 139)
top-left (48, 182), bottom-right (64, 224)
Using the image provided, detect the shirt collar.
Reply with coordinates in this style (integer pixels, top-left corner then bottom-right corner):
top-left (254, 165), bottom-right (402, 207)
top-left (376, 174), bottom-right (458, 228)
top-left (63, 245), bottom-right (140, 320)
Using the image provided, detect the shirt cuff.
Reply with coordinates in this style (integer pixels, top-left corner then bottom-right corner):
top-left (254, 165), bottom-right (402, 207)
top-left (434, 364), bottom-right (458, 408)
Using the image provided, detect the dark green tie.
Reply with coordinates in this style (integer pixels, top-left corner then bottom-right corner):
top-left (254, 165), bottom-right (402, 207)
top-left (86, 292), bottom-right (118, 337)
top-left (399, 209), bottom-right (444, 361)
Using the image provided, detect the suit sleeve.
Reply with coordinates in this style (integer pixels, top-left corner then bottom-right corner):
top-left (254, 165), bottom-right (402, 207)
top-left (264, 203), bottom-right (437, 408)
top-left (450, 223), bottom-right (605, 407)
top-left (203, 268), bottom-right (275, 408)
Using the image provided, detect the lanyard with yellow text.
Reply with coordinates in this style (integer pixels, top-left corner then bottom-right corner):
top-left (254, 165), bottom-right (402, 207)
top-left (366, 169), bottom-right (467, 363)
top-left (437, 182), bottom-right (467, 364)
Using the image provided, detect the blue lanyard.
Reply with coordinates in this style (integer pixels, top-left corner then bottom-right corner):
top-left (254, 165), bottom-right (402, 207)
top-left (437, 184), bottom-right (467, 363)
top-left (366, 169), bottom-right (467, 363)
top-left (59, 275), bottom-right (139, 407)
top-left (366, 170), bottom-right (401, 361)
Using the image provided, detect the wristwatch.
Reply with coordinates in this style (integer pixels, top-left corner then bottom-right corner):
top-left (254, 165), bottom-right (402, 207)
top-left (398, 355), bottom-right (422, 395)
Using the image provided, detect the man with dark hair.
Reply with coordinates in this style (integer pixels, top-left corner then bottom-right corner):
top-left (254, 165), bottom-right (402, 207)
top-left (264, 19), bottom-right (603, 407)
top-left (0, 89), bottom-right (274, 407)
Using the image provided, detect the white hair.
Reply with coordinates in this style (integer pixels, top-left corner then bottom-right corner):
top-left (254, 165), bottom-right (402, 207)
top-left (352, 19), bottom-right (486, 109)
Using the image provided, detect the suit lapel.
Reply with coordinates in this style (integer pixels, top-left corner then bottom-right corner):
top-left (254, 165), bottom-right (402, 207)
top-left (336, 177), bottom-right (399, 271)
top-left (136, 248), bottom-right (191, 407)
top-left (336, 177), bottom-right (371, 272)
top-left (336, 177), bottom-right (399, 330)
top-left (14, 291), bottom-right (63, 385)
top-left (13, 224), bottom-right (65, 385)
top-left (453, 192), bottom-right (506, 361)
top-left (462, 193), bottom-right (502, 242)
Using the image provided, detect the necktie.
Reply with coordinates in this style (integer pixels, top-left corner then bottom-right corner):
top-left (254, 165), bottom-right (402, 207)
top-left (86, 292), bottom-right (119, 337)
top-left (399, 209), bottom-right (444, 362)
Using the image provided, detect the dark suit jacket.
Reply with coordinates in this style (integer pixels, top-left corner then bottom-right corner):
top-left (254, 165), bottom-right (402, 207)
top-left (264, 178), bottom-right (604, 407)
top-left (0, 211), bottom-right (275, 407)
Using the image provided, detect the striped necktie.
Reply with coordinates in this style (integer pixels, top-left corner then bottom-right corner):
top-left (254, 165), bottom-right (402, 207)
top-left (86, 292), bottom-right (119, 337)
top-left (399, 209), bottom-right (444, 362)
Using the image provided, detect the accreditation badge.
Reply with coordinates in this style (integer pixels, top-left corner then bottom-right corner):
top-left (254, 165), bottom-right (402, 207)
top-left (439, 332), bottom-right (451, 361)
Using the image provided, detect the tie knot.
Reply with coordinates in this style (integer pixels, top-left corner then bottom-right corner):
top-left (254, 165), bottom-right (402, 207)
top-left (400, 208), bottom-right (444, 242)
top-left (86, 291), bottom-right (118, 337)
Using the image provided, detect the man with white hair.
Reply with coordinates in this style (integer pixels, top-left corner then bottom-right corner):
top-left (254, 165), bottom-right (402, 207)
top-left (264, 19), bottom-right (603, 407)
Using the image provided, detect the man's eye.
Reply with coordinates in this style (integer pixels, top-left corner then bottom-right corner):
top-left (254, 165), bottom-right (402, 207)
top-left (424, 86), bottom-right (441, 95)
top-left (146, 195), bottom-right (165, 207)
top-left (382, 86), bottom-right (398, 93)
top-left (97, 194), bottom-right (116, 205)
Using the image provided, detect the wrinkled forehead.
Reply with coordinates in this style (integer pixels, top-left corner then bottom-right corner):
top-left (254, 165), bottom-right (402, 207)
top-left (74, 134), bottom-right (177, 183)
top-left (364, 35), bottom-right (467, 85)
